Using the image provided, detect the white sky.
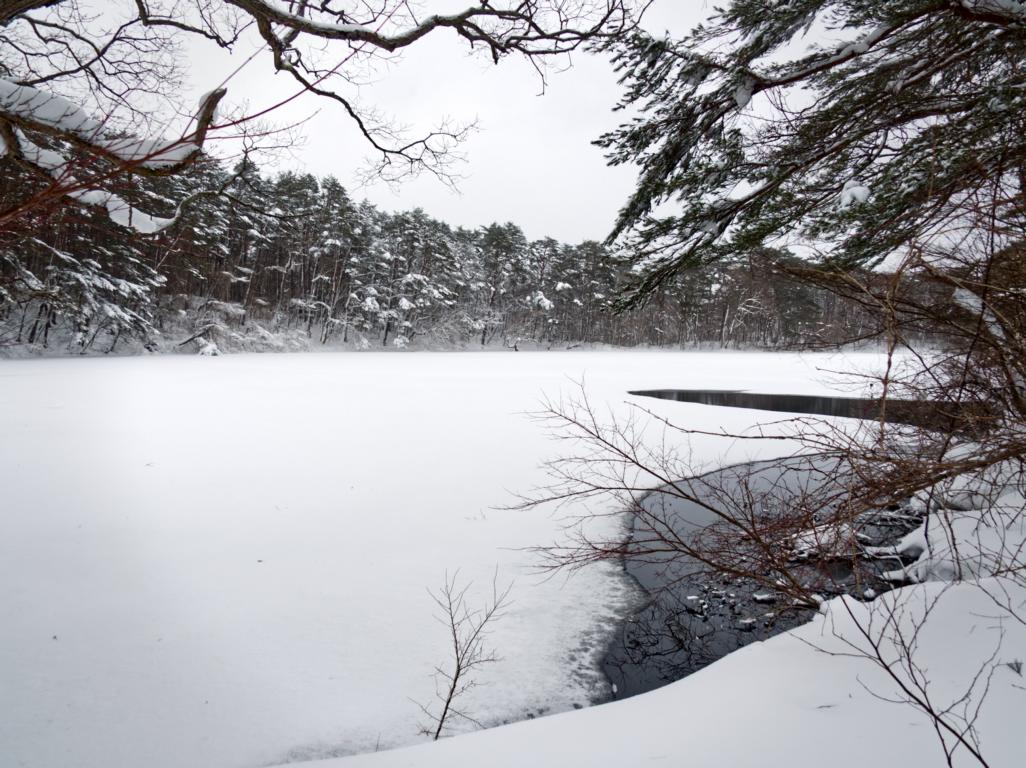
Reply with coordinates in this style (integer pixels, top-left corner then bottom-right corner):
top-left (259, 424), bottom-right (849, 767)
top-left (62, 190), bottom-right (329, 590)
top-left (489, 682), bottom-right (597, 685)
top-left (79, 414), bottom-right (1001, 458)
top-left (182, 1), bottom-right (711, 243)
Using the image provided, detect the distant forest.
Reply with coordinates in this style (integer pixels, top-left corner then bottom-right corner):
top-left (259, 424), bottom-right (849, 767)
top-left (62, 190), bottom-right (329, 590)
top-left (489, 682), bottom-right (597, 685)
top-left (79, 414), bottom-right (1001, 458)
top-left (1, 154), bottom-right (882, 355)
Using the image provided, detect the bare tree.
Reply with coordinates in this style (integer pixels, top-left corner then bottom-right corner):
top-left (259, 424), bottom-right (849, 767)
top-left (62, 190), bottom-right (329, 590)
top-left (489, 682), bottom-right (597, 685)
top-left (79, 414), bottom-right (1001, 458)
top-left (414, 569), bottom-right (513, 741)
top-left (1, 1), bottom-right (644, 233)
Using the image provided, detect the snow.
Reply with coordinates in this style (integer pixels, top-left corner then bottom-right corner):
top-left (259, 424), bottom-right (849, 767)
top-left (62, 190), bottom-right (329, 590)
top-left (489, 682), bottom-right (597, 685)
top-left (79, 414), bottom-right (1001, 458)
top-left (103, 198), bottom-right (175, 234)
top-left (255, 1), bottom-right (485, 43)
top-left (953, 287), bottom-right (1006, 340)
top-left (13, 128), bottom-right (76, 178)
top-left (961, 0), bottom-right (1026, 22)
top-left (0, 350), bottom-right (878, 768)
top-left (0, 79), bottom-right (100, 136)
top-left (0, 78), bottom-right (221, 234)
top-left (298, 578), bottom-right (1026, 768)
top-left (0, 78), bottom-right (212, 170)
top-left (839, 179), bottom-right (871, 208)
top-left (869, 470), bottom-right (1026, 584)
top-left (531, 291), bottom-right (554, 311)
top-left (5, 128), bottom-right (177, 234)
top-left (699, 218), bottom-right (724, 235)
top-left (953, 287), bottom-right (984, 315)
top-left (733, 76), bottom-right (756, 109)
top-left (911, 504), bottom-right (1026, 580)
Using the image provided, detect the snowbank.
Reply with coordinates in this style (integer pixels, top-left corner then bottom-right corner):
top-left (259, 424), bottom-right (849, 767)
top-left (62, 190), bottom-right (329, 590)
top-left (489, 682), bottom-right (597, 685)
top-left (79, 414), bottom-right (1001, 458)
top-left (294, 578), bottom-right (1026, 768)
top-left (871, 477), bottom-right (1026, 584)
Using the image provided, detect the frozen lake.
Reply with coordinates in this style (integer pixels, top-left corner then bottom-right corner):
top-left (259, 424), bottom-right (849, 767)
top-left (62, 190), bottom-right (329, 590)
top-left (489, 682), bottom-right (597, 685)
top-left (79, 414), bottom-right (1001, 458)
top-left (0, 350), bottom-right (883, 768)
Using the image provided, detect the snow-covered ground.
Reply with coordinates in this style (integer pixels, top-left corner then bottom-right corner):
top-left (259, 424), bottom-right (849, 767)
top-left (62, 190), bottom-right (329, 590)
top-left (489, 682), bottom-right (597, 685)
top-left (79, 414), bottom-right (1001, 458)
top-left (302, 578), bottom-right (1026, 768)
top-left (1, 350), bottom-right (884, 768)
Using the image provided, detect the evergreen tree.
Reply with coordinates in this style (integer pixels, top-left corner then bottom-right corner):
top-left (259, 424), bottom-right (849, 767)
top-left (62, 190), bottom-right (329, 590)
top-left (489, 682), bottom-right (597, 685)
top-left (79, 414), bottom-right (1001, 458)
top-left (599, 1), bottom-right (1026, 303)
top-left (1, 144), bottom-right (880, 353)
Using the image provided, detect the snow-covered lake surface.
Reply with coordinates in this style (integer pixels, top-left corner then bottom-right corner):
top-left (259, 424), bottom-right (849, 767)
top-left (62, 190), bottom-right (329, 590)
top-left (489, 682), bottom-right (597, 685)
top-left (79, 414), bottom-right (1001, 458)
top-left (1, 350), bottom-right (882, 768)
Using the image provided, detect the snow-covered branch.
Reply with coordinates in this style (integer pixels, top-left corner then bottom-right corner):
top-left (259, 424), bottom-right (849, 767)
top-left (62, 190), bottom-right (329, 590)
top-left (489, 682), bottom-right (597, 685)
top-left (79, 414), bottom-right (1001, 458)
top-left (0, 82), bottom-right (226, 234)
top-left (1, 1), bottom-right (644, 230)
top-left (0, 79), bottom-right (226, 174)
top-left (225, 0), bottom-right (633, 58)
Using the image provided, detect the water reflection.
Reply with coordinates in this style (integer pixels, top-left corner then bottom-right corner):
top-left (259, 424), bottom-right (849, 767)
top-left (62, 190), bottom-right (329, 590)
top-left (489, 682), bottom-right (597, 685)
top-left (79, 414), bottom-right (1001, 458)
top-left (602, 456), bottom-right (917, 699)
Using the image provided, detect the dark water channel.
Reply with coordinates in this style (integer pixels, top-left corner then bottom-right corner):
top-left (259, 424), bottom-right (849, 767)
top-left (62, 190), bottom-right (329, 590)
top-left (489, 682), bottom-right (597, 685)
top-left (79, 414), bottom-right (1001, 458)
top-left (601, 391), bottom-right (926, 700)
top-left (630, 389), bottom-right (951, 428)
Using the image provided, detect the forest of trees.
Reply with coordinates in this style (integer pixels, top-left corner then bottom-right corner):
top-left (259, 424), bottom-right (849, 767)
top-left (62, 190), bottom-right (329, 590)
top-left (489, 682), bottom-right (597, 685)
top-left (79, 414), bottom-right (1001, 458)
top-left (0, 151), bottom-right (885, 356)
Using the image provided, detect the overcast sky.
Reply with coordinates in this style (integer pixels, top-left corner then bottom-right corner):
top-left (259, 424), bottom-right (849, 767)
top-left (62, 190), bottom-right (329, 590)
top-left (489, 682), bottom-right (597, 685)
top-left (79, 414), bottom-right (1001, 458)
top-left (182, 1), bottom-right (711, 244)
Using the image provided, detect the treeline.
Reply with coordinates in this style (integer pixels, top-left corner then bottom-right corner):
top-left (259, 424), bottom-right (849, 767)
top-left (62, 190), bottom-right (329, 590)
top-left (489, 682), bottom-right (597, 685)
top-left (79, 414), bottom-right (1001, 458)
top-left (1, 154), bottom-right (881, 354)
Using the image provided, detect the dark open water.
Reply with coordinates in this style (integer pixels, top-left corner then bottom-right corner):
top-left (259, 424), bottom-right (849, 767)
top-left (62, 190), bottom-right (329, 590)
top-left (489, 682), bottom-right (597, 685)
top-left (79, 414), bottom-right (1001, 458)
top-left (600, 391), bottom-right (926, 699)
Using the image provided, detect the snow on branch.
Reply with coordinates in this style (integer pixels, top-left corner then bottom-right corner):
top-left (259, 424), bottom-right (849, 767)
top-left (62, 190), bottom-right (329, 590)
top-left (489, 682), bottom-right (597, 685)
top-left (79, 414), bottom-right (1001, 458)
top-left (0, 79), bottom-right (226, 173)
top-left (0, 83), bottom-right (228, 234)
top-left (218, 1), bottom-right (638, 183)
top-left (2, 1), bottom-right (640, 224)
top-left (225, 1), bottom-right (634, 59)
top-left (954, 0), bottom-right (1026, 26)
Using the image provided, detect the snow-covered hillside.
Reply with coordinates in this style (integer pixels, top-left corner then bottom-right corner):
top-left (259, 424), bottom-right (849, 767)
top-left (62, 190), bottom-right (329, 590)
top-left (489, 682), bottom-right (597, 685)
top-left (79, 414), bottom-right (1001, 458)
top-left (0, 350), bottom-right (868, 768)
